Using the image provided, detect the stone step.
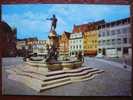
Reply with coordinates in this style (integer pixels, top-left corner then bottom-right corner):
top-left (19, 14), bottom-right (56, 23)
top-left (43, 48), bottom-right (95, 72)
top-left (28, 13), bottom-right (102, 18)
top-left (72, 74), bottom-right (96, 82)
top-left (70, 70), bottom-right (104, 81)
top-left (40, 80), bottom-right (72, 92)
top-left (7, 66), bottom-right (104, 92)
top-left (42, 77), bottom-right (71, 86)
top-left (6, 67), bottom-right (99, 81)
top-left (40, 70), bottom-right (104, 92)
top-left (46, 67), bottom-right (92, 76)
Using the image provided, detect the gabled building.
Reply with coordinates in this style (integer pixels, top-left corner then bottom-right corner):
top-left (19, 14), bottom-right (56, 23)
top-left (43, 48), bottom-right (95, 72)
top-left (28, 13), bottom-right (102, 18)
top-left (72, 20), bottom-right (105, 56)
top-left (59, 31), bottom-right (71, 59)
top-left (69, 32), bottom-right (83, 57)
top-left (83, 30), bottom-right (98, 56)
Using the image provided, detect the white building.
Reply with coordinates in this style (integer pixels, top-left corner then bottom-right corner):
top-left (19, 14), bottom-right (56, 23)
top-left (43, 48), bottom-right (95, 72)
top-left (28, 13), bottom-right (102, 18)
top-left (98, 17), bottom-right (131, 58)
top-left (16, 40), bottom-right (27, 50)
top-left (32, 40), bottom-right (49, 55)
top-left (69, 32), bottom-right (83, 56)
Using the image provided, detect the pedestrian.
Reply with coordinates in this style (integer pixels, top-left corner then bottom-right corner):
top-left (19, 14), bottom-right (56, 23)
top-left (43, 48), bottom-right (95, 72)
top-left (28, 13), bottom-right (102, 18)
top-left (123, 55), bottom-right (127, 69)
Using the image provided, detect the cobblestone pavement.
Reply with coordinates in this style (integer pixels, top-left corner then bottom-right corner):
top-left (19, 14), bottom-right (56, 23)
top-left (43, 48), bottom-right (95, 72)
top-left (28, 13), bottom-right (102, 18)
top-left (2, 57), bottom-right (132, 96)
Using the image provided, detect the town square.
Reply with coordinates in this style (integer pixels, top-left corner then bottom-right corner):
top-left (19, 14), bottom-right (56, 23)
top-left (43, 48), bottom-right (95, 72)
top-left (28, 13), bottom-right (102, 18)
top-left (1, 4), bottom-right (132, 96)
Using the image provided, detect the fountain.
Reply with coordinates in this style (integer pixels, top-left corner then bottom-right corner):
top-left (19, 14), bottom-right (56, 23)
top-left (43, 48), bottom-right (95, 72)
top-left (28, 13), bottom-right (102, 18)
top-left (6, 15), bottom-right (104, 92)
top-left (25, 14), bottom-right (83, 71)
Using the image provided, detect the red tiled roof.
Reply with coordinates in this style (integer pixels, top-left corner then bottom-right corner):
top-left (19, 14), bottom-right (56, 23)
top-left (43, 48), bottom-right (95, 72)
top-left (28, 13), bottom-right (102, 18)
top-left (72, 20), bottom-right (105, 33)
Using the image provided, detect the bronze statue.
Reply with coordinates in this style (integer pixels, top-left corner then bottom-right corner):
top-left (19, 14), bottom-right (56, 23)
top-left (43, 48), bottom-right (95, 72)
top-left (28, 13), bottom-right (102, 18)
top-left (46, 14), bottom-right (58, 31)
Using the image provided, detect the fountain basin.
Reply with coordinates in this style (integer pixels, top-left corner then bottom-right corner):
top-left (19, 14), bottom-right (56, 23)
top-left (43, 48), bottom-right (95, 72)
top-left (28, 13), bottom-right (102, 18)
top-left (25, 58), bottom-right (83, 71)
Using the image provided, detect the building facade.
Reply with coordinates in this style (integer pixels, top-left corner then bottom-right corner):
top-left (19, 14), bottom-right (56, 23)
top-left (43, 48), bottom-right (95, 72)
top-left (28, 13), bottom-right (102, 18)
top-left (98, 17), bottom-right (131, 58)
top-left (69, 32), bottom-right (83, 57)
top-left (26, 37), bottom-right (38, 53)
top-left (16, 39), bottom-right (27, 50)
top-left (16, 39), bottom-right (28, 56)
top-left (59, 31), bottom-right (71, 59)
top-left (0, 21), bottom-right (17, 57)
top-left (83, 30), bottom-right (98, 56)
top-left (32, 40), bottom-right (49, 55)
top-left (72, 20), bottom-right (105, 56)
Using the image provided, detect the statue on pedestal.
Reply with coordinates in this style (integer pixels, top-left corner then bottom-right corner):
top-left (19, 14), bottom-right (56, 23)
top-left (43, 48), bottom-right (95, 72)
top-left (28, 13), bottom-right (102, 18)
top-left (46, 14), bottom-right (59, 63)
top-left (46, 14), bottom-right (58, 32)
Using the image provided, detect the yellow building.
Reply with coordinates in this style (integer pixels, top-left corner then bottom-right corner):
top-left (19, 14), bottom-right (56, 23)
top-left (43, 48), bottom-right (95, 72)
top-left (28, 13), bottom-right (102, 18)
top-left (72, 20), bottom-right (105, 56)
top-left (83, 30), bottom-right (98, 56)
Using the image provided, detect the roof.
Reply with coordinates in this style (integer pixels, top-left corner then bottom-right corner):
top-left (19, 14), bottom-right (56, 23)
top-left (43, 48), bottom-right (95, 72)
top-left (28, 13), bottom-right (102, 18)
top-left (99, 17), bottom-right (130, 28)
top-left (63, 31), bottom-right (71, 38)
top-left (72, 20), bottom-right (105, 33)
top-left (17, 37), bottom-right (38, 41)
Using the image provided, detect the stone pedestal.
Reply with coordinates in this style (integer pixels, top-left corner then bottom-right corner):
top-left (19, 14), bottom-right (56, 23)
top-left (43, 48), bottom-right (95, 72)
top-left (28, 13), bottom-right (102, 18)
top-left (48, 30), bottom-right (58, 48)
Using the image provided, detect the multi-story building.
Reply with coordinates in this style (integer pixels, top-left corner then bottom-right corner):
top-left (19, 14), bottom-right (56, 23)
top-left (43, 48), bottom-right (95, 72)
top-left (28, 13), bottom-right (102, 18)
top-left (69, 32), bottom-right (83, 57)
top-left (97, 17), bottom-right (131, 58)
top-left (16, 38), bottom-right (49, 56)
top-left (72, 20), bottom-right (105, 56)
top-left (26, 37), bottom-right (38, 53)
top-left (16, 39), bottom-right (28, 56)
top-left (59, 31), bottom-right (71, 59)
top-left (32, 40), bottom-right (49, 55)
top-left (16, 39), bottom-right (27, 50)
top-left (0, 21), bottom-right (17, 57)
top-left (83, 30), bottom-right (98, 56)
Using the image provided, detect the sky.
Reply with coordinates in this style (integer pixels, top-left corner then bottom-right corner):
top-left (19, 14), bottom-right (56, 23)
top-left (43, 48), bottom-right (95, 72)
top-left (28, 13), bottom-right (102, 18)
top-left (2, 4), bottom-right (130, 40)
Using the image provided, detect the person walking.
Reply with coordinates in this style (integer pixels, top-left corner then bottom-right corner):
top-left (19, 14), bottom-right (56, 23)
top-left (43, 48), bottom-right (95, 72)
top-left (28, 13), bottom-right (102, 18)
top-left (123, 55), bottom-right (127, 69)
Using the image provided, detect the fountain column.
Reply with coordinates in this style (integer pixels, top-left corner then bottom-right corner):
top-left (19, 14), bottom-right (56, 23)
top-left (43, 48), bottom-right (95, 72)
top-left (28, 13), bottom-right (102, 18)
top-left (48, 30), bottom-right (59, 49)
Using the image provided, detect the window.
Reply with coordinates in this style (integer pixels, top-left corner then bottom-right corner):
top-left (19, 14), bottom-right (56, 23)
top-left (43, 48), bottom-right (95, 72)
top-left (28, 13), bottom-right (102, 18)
top-left (103, 40), bottom-right (105, 45)
top-left (73, 40), bottom-right (75, 44)
top-left (73, 46), bottom-right (75, 49)
top-left (106, 40), bottom-right (110, 45)
top-left (76, 45), bottom-right (78, 49)
top-left (111, 30), bottom-right (115, 35)
top-left (112, 39), bottom-right (115, 45)
top-left (122, 28), bottom-right (128, 33)
top-left (107, 31), bottom-right (110, 36)
top-left (72, 52), bottom-right (74, 55)
top-left (117, 38), bottom-right (121, 44)
top-left (79, 45), bottom-right (81, 49)
top-left (123, 47), bottom-right (128, 54)
top-left (123, 38), bottom-right (127, 44)
top-left (102, 32), bottom-right (105, 36)
top-left (117, 48), bottom-right (121, 51)
top-left (99, 40), bottom-right (101, 45)
top-left (99, 33), bottom-right (101, 37)
top-left (117, 29), bottom-right (121, 34)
